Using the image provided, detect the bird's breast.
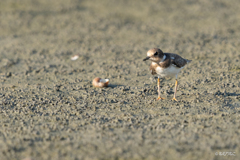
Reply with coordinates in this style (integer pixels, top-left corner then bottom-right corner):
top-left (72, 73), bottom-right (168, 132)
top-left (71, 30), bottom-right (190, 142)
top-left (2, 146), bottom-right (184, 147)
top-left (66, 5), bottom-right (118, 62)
top-left (156, 65), bottom-right (182, 77)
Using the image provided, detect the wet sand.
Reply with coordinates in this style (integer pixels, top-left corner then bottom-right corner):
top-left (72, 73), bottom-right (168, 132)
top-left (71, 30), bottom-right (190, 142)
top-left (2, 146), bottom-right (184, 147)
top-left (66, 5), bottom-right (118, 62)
top-left (0, 0), bottom-right (240, 159)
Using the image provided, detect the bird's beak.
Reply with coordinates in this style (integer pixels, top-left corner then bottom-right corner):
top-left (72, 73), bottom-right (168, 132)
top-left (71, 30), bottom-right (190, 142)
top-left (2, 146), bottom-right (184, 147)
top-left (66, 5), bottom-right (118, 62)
top-left (143, 56), bottom-right (150, 61)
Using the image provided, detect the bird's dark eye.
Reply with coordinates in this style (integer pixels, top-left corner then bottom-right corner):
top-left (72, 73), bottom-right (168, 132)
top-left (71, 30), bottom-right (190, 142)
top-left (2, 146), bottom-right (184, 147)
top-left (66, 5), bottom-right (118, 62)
top-left (154, 52), bottom-right (158, 56)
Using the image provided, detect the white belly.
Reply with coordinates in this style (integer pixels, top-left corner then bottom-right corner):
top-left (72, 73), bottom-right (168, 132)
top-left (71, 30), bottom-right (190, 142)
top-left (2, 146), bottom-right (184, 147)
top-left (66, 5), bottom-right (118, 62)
top-left (156, 65), bottom-right (182, 78)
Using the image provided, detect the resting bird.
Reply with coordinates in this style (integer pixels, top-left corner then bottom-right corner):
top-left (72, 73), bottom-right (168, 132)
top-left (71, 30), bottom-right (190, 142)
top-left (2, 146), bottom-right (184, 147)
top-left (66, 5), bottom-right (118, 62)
top-left (143, 48), bottom-right (191, 101)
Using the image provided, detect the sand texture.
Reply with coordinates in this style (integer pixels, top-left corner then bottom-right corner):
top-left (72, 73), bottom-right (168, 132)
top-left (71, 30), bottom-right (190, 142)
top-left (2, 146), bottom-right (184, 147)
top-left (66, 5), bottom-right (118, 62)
top-left (0, 0), bottom-right (240, 159)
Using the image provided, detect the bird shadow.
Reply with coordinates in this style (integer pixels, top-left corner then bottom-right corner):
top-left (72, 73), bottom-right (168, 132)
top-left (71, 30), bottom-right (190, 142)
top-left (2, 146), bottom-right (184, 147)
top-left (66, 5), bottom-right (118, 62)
top-left (215, 91), bottom-right (240, 97)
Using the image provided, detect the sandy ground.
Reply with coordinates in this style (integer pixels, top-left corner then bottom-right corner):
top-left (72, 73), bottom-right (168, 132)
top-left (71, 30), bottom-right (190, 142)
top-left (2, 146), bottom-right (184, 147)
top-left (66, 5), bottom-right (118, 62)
top-left (0, 0), bottom-right (240, 159)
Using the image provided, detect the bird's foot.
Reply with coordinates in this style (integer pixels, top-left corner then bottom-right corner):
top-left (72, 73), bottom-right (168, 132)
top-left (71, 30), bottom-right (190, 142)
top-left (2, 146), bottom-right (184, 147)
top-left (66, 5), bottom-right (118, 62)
top-left (172, 97), bottom-right (178, 101)
top-left (157, 97), bottom-right (165, 100)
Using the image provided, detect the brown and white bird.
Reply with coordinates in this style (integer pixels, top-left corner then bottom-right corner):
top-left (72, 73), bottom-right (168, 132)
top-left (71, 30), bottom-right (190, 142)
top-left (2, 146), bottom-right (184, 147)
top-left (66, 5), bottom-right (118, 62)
top-left (143, 48), bottom-right (191, 101)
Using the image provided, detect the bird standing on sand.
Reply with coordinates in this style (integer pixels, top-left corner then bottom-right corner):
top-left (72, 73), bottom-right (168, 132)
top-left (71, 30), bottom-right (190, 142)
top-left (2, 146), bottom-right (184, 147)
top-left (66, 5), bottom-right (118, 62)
top-left (143, 48), bottom-right (191, 101)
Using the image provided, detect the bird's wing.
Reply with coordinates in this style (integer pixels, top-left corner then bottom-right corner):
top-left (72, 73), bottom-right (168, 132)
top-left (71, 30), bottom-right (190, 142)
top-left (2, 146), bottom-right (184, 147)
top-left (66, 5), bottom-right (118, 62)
top-left (168, 53), bottom-right (189, 68)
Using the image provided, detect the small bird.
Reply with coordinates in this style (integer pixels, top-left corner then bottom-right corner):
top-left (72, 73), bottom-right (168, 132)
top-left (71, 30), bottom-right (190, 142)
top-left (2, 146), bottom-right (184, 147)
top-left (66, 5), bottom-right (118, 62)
top-left (143, 48), bottom-right (191, 101)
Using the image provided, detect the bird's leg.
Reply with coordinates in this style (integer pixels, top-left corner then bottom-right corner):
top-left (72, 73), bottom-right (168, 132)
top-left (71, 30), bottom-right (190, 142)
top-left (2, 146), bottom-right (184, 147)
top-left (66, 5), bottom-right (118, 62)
top-left (172, 79), bottom-right (178, 101)
top-left (157, 77), bottom-right (165, 100)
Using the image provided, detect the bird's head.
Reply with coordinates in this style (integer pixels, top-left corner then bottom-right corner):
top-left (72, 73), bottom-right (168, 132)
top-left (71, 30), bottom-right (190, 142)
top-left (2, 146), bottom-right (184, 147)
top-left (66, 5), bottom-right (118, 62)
top-left (143, 48), bottom-right (164, 63)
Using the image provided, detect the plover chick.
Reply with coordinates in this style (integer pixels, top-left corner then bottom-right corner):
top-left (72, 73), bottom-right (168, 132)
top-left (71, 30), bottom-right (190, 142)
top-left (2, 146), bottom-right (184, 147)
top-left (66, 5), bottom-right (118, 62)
top-left (143, 48), bottom-right (191, 101)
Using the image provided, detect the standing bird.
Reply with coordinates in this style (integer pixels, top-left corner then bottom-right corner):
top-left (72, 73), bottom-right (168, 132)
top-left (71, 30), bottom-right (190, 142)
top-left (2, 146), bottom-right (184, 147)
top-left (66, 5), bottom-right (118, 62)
top-left (143, 48), bottom-right (191, 101)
